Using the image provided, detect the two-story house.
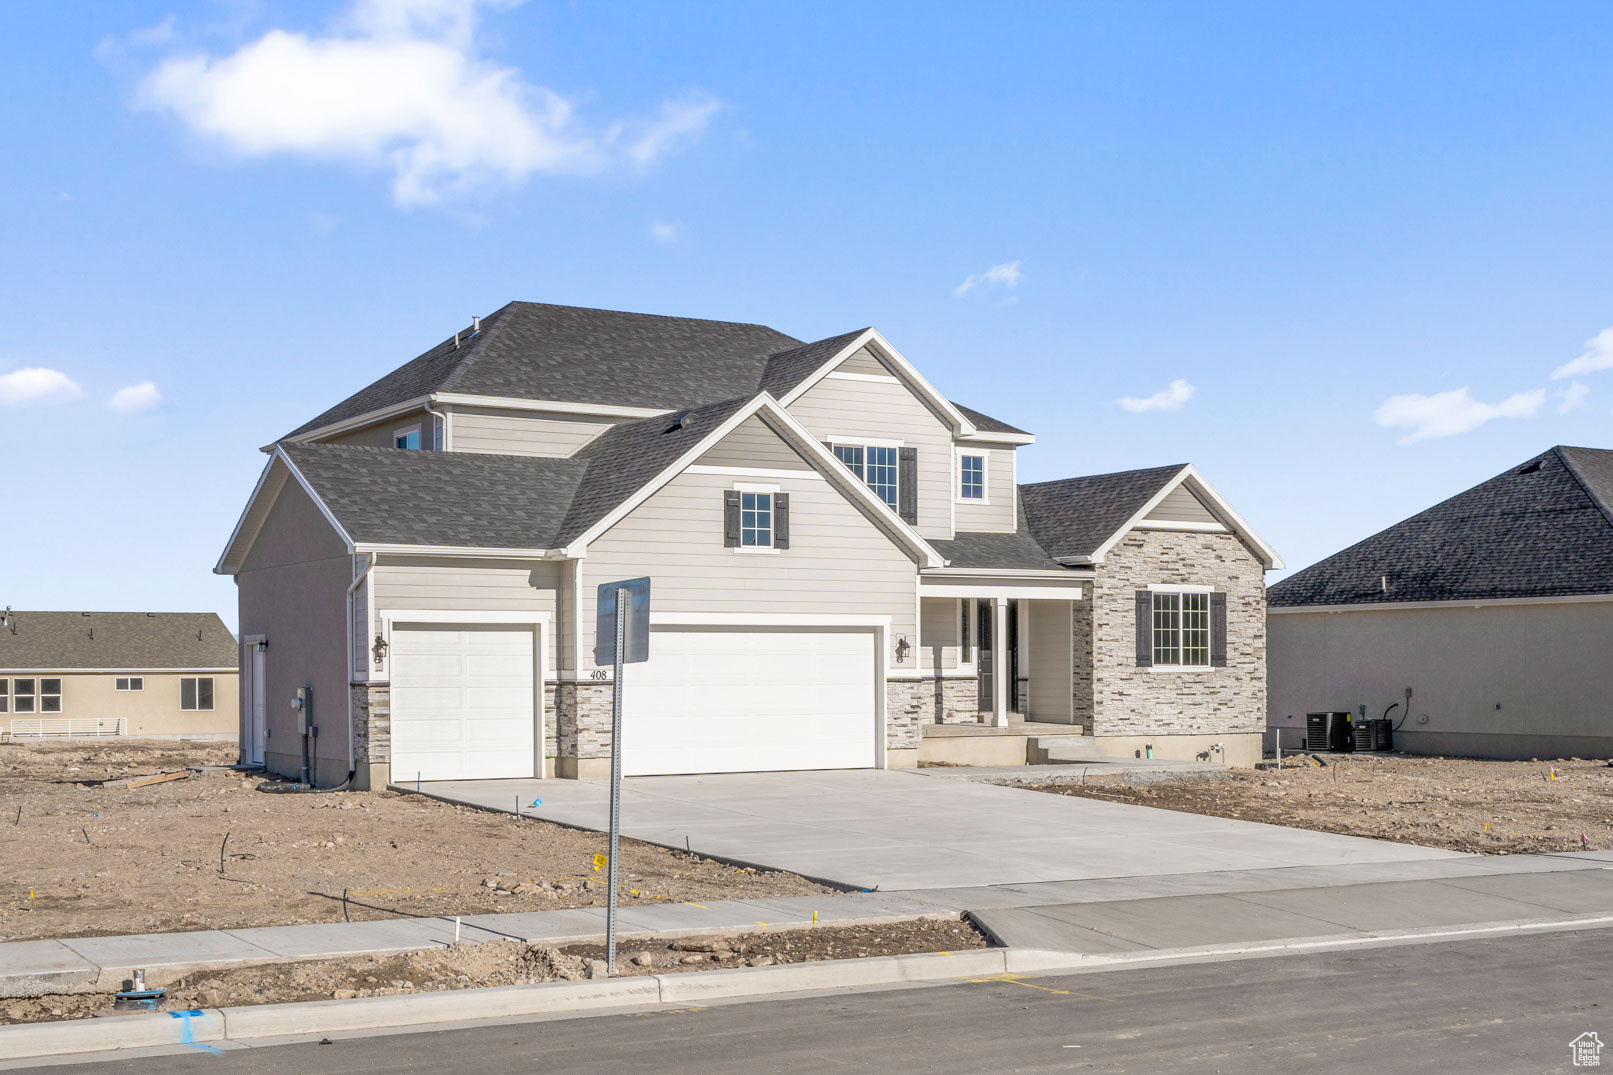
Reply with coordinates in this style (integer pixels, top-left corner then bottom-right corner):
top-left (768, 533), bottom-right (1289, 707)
top-left (216, 302), bottom-right (1280, 788)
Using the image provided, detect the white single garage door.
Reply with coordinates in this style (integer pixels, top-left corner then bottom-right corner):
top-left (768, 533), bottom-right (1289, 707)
top-left (390, 624), bottom-right (538, 782)
top-left (622, 626), bottom-right (878, 776)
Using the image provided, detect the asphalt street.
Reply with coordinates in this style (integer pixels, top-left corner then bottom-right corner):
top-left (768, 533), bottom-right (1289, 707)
top-left (17, 928), bottom-right (1611, 1074)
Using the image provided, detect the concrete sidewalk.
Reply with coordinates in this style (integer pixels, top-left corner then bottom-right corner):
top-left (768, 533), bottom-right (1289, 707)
top-left (4, 851), bottom-right (1610, 998)
top-left (969, 859), bottom-right (1613, 953)
top-left (412, 769), bottom-right (1462, 891)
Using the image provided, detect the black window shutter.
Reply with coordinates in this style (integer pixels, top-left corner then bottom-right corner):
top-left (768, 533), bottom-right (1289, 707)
top-left (723, 490), bottom-right (741, 548)
top-left (1134, 590), bottom-right (1153, 666)
top-left (898, 447), bottom-right (918, 524)
top-left (1210, 592), bottom-right (1228, 667)
top-left (773, 492), bottom-right (790, 549)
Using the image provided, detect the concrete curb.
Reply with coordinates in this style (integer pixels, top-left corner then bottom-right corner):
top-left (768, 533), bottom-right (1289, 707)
top-left (8, 912), bottom-right (1613, 1062)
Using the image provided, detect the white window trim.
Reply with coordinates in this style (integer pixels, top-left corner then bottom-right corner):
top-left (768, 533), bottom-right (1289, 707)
top-left (115, 677), bottom-right (145, 691)
top-left (956, 450), bottom-right (989, 504)
top-left (1147, 586), bottom-right (1214, 670)
top-left (828, 436), bottom-right (904, 449)
top-left (734, 483), bottom-right (778, 553)
top-left (393, 423), bottom-right (422, 450)
top-left (830, 440), bottom-right (901, 511)
top-left (180, 676), bottom-right (216, 711)
top-left (12, 677), bottom-right (36, 714)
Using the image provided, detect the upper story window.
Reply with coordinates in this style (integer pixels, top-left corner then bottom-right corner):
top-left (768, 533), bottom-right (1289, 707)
top-left (833, 441), bottom-right (899, 510)
top-left (959, 454), bottom-right (986, 500)
top-left (394, 425), bottom-right (421, 450)
top-left (1152, 591), bottom-right (1210, 667)
top-left (740, 491), bottom-right (773, 548)
top-left (181, 676), bottom-right (215, 711)
top-left (115, 677), bottom-right (144, 691)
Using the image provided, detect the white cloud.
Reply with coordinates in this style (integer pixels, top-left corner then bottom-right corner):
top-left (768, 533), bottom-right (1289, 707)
top-left (649, 219), bottom-right (679, 243)
top-left (1557, 381), bottom-right (1591, 413)
top-left (617, 93), bottom-right (723, 170)
top-left (109, 381), bottom-right (162, 412)
top-left (1552, 326), bottom-right (1613, 379)
top-left (134, 0), bottom-right (719, 206)
top-left (1373, 385), bottom-right (1545, 444)
top-left (1117, 379), bottom-right (1196, 413)
top-left (0, 368), bottom-right (82, 406)
top-left (954, 260), bottom-right (1023, 297)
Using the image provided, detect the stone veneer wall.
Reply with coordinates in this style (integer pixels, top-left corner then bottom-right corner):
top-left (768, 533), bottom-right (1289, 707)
top-left (554, 681), bottom-right (614, 760)
top-left (1070, 601), bottom-right (1095, 733)
top-left (351, 684), bottom-right (389, 765)
top-left (1083, 529), bottom-right (1266, 737)
top-left (884, 676), bottom-right (980, 726)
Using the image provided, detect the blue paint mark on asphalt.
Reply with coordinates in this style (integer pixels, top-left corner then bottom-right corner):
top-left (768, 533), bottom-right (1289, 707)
top-left (171, 1009), bottom-right (223, 1055)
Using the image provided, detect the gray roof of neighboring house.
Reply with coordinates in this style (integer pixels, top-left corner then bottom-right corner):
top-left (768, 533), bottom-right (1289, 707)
top-left (1018, 464), bottom-right (1187, 562)
top-left (283, 302), bottom-right (803, 440)
top-left (0, 612), bottom-right (238, 671)
top-left (282, 443), bottom-right (588, 549)
top-left (280, 302), bottom-right (1025, 444)
top-left (1268, 445), bottom-right (1613, 607)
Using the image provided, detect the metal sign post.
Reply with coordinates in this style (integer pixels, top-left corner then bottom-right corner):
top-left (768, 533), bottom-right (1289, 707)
top-left (596, 577), bottom-right (649, 977)
top-left (607, 586), bottom-right (625, 974)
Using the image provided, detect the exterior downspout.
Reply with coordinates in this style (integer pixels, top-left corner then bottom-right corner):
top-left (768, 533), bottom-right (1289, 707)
top-left (346, 552), bottom-right (377, 784)
top-left (424, 401), bottom-right (448, 450)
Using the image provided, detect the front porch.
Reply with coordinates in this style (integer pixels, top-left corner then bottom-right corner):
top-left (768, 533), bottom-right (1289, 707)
top-left (919, 718), bottom-right (1093, 767)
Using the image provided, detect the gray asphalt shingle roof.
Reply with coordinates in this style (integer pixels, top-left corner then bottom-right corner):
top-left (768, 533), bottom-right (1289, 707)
top-left (282, 443), bottom-right (587, 549)
top-left (1268, 445), bottom-right (1613, 607)
top-left (952, 402), bottom-right (1030, 437)
top-left (0, 612), bottom-right (238, 671)
top-left (280, 302), bottom-right (1023, 445)
top-left (284, 302), bottom-right (803, 440)
top-left (1018, 464), bottom-right (1187, 562)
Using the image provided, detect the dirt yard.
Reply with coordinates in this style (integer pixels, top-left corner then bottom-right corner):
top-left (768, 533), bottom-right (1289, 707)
top-left (0, 740), bottom-right (832, 943)
top-left (0, 918), bottom-right (986, 1024)
top-left (1024, 753), bottom-right (1613, 854)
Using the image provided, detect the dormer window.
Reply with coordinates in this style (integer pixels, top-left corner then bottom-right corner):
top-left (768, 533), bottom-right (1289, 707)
top-left (394, 425), bottom-right (421, 450)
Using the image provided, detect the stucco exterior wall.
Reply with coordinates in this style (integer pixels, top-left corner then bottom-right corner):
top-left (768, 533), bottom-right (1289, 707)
top-left (1084, 529), bottom-right (1267, 738)
top-left (1268, 599), bottom-right (1613, 758)
top-left (0, 672), bottom-right (238, 738)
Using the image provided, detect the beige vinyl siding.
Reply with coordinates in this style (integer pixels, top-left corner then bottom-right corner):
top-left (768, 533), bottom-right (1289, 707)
top-left (349, 568), bottom-right (370, 680)
top-left (369, 558), bottom-right (563, 677)
top-left (322, 408), bottom-right (436, 450)
top-left (1145, 485), bottom-right (1221, 525)
top-left (449, 407), bottom-right (615, 457)
top-left (954, 447), bottom-right (1017, 533)
top-left (834, 350), bottom-right (896, 377)
top-left (1026, 600), bottom-right (1075, 723)
top-left (919, 596), bottom-right (961, 671)
top-left (786, 346), bottom-right (955, 540)
top-left (235, 480), bottom-right (352, 777)
top-left (694, 415), bottom-right (814, 470)
top-left (580, 470), bottom-right (919, 675)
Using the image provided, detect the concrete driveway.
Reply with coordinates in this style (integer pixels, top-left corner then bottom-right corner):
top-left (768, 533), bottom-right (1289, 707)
top-left (415, 769), bottom-right (1460, 892)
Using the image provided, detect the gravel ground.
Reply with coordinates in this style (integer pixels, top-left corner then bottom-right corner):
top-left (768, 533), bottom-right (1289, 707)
top-left (1021, 752), bottom-right (1613, 854)
top-left (0, 918), bottom-right (987, 1024)
top-left (0, 740), bottom-right (833, 943)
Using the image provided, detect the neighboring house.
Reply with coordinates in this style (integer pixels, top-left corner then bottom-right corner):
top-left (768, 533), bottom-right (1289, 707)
top-left (216, 302), bottom-right (1281, 788)
top-left (0, 610), bottom-right (239, 740)
top-left (1268, 446), bottom-right (1613, 759)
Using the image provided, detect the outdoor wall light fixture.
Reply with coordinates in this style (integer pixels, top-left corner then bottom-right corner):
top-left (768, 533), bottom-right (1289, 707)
top-left (895, 636), bottom-right (910, 663)
top-left (372, 634), bottom-right (388, 667)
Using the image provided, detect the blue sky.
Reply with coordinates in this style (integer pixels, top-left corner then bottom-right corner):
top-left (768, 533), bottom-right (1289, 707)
top-left (3, 1), bottom-right (1611, 630)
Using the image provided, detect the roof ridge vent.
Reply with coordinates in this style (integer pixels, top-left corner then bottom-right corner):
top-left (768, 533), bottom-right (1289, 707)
top-left (665, 410), bottom-right (694, 433)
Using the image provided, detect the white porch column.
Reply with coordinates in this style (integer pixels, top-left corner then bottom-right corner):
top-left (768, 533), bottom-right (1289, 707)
top-left (987, 596), bottom-right (1009, 728)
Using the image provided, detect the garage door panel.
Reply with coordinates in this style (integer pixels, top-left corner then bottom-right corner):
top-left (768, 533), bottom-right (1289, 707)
top-left (390, 624), bottom-right (539, 782)
top-left (622, 627), bottom-right (876, 776)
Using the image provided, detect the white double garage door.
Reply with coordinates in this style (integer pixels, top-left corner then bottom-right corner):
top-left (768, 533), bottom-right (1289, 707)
top-left (390, 623), bottom-right (881, 782)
